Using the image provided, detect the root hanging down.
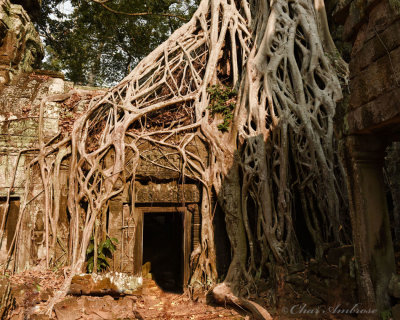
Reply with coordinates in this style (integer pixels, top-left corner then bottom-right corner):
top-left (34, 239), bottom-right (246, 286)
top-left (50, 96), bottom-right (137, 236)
top-left (1, 0), bottom-right (350, 318)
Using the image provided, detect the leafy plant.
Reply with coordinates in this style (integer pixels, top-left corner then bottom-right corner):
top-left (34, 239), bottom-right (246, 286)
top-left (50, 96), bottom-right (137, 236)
top-left (207, 85), bottom-right (237, 132)
top-left (39, 0), bottom-right (197, 86)
top-left (380, 309), bottom-right (392, 320)
top-left (86, 236), bottom-right (119, 273)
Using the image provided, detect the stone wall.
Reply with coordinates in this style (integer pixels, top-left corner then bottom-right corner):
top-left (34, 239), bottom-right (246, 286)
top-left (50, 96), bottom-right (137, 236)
top-left (0, 0), bottom-right (101, 269)
top-left (0, 71), bottom-right (80, 270)
top-left (0, 68), bottom-right (205, 271)
top-left (0, 73), bottom-right (69, 197)
top-left (0, 0), bottom-right (43, 85)
top-left (328, 0), bottom-right (400, 314)
top-left (341, 0), bottom-right (400, 136)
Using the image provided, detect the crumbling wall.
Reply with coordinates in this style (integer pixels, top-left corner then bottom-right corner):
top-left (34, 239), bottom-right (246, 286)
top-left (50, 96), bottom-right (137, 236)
top-left (0, 0), bottom-right (43, 85)
top-left (0, 71), bottom-right (71, 270)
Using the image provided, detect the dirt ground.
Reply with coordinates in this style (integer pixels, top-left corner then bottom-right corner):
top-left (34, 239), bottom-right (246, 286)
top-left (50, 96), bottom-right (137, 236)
top-left (2, 264), bottom-right (361, 320)
top-left (52, 278), bottom-right (247, 320)
top-left (4, 271), bottom-right (248, 320)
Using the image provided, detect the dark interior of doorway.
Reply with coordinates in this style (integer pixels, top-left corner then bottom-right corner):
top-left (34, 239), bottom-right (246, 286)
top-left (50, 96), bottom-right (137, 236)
top-left (143, 211), bottom-right (183, 293)
top-left (0, 198), bottom-right (20, 251)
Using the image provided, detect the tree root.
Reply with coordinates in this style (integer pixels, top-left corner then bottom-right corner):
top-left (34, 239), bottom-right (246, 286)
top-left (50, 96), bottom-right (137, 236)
top-left (0, 0), bottom-right (350, 312)
top-left (212, 283), bottom-right (272, 320)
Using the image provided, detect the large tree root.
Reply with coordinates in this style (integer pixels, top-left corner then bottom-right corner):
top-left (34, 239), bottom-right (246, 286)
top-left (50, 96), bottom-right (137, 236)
top-left (213, 283), bottom-right (272, 320)
top-left (0, 0), bottom-right (350, 316)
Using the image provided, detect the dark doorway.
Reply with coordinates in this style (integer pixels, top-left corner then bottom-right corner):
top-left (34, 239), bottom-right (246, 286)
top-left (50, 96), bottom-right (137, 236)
top-left (0, 198), bottom-right (20, 251)
top-left (143, 211), bottom-right (184, 293)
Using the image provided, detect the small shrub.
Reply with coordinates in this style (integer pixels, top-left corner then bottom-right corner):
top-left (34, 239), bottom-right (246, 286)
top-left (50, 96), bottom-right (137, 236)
top-left (86, 236), bottom-right (119, 273)
top-left (207, 85), bottom-right (237, 132)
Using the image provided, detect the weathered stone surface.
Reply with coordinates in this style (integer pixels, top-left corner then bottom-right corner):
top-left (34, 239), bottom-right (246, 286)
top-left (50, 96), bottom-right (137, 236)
top-left (349, 46), bottom-right (400, 111)
top-left (107, 198), bottom-right (124, 272)
top-left (142, 261), bottom-right (151, 279)
top-left (340, 2), bottom-right (400, 309)
top-left (386, 142), bottom-right (400, 242)
top-left (0, 75), bottom-right (68, 199)
top-left (342, 0), bottom-right (400, 140)
top-left (282, 253), bottom-right (358, 310)
top-left (54, 297), bottom-right (83, 320)
top-left (346, 88), bottom-right (400, 134)
top-left (0, 5), bottom-right (101, 270)
top-left (54, 295), bottom-right (136, 320)
top-left (343, 0), bottom-right (380, 40)
top-left (0, 0), bottom-right (43, 84)
top-left (135, 180), bottom-right (200, 203)
top-left (9, 280), bottom-right (41, 316)
top-left (135, 137), bottom-right (208, 180)
top-left (69, 273), bottom-right (142, 296)
top-left (350, 19), bottom-right (400, 76)
top-left (342, 135), bottom-right (396, 310)
top-left (70, 275), bottom-right (119, 296)
top-left (349, 1), bottom-right (400, 57)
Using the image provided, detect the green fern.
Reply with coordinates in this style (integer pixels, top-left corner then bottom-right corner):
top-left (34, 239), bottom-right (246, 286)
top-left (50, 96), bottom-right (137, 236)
top-left (86, 236), bottom-right (119, 273)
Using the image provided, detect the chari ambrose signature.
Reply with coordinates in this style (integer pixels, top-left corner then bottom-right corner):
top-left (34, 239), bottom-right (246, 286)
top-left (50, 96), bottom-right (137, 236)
top-left (282, 303), bottom-right (378, 315)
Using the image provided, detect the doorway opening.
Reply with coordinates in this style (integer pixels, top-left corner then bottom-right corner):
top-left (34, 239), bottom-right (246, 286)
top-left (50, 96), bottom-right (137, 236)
top-left (0, 198), bottom-right (20, 252)
top-left (143, 210), bottom-right (184, 293)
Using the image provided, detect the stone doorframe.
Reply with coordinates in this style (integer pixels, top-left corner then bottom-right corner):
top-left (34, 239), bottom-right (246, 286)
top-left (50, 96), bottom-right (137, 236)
top-left (343, 135), bottom-right (396, 312)
top-left (132, 206), bottom-right (192, 287)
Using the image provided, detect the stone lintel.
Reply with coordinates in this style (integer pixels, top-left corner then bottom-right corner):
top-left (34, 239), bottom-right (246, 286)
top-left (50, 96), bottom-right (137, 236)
top-left (134, 181), bottom-right (200, 204)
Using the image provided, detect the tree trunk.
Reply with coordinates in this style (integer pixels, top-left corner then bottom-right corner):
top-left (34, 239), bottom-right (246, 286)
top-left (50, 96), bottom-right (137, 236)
top-left (2, 1), bottom-right (349, 318)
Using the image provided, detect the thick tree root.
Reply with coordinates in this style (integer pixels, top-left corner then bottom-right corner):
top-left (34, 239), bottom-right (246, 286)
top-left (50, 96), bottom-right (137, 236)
top-left (213, 283), bottom-right (272, 320)
top-left (0, 0), bottom-right (349, 313)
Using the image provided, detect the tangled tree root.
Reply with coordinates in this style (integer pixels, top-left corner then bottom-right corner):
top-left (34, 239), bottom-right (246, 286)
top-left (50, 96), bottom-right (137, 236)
top-left (0, 0), bottom-right (350, 316)
top-left (213, 283), bottom-right (272, 320)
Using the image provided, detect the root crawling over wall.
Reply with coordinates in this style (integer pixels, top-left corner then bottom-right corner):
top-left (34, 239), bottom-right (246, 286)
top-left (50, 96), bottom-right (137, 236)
top-left (1, 0), bottom-right (349, 318)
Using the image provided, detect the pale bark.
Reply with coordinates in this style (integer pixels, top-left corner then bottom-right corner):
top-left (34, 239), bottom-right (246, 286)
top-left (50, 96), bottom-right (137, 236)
top-left (0, 1), bottom-right (349, 318)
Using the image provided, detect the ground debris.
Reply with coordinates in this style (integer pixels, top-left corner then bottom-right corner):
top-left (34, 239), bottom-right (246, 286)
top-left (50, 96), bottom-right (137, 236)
top-left (5, 272), bottom-right (246, 319)
top-left (6, 268), bottom-right (67, 319)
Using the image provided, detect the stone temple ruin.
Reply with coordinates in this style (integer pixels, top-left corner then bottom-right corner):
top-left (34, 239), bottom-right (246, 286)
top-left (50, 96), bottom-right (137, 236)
top-left (0, 0), bottom-right (399, 317)
top-left (0, 0), bottom-right (218, 294)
